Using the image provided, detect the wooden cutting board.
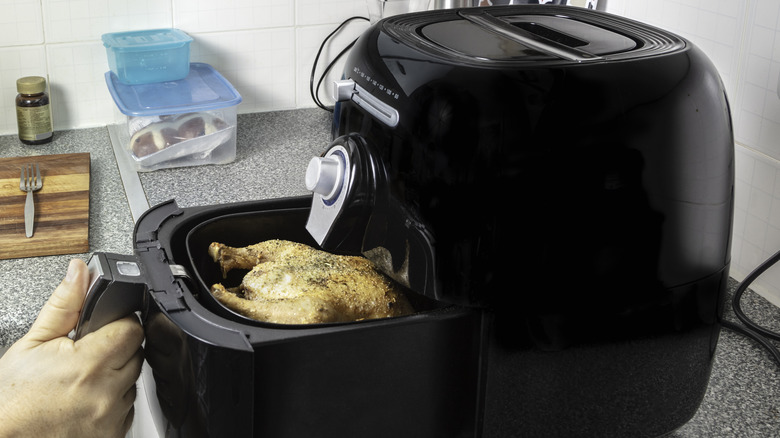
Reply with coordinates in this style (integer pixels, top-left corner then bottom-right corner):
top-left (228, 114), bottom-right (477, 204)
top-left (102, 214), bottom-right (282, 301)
top-left (0, 153), bottom-right (90, 260)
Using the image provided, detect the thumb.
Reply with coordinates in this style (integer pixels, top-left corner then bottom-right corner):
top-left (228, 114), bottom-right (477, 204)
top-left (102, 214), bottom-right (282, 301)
top-left (25, 259), bottom-right (90, 344)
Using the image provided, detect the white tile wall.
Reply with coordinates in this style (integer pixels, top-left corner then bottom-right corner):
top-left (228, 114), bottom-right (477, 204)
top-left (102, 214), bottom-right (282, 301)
top-left (0, 45), bottom-right (47, 133)
top-left (0, 0), bottom-right (372, 132)
top-left (2, 0), bottom-right (780, 305)
top-left (0, 1), bottom-right (44, 46)
top-left (607, 0), bottom-right (780, 306)
top-left (296, 20), bottom-right (371, 110)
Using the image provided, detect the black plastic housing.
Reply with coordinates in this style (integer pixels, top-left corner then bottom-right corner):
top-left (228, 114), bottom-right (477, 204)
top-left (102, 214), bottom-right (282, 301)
top-left (78, 6), bottom-right (736, 438)
top-left (136, 197), bottom-right (484, 438)
top-left (326, 5), bottom-right (734, 437)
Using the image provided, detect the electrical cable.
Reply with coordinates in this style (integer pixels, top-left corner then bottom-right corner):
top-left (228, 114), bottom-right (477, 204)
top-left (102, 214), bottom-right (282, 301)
top-left (314, 39), bottom-right (360, 110)
top-left (720, 320), bottom-right (780, 367)
top-left (310, 16), bottom-right (369, 112)
top-left (731, 248), bottom-right (780, 341)
top-left (722, 247), bottom-right (780, 368)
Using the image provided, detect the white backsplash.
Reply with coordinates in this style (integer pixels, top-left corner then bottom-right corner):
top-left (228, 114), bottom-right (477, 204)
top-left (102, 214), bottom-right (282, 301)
top-left (606, 0), bottom-right (780, 305)
top-left (0, 0), bottom-right (370, 134)
top-left (2, 0), bottom-right (780, 304)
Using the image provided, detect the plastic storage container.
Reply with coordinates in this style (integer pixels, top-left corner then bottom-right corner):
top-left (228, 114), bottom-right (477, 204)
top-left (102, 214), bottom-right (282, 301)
top-left (106, 62), bottom-right (242, 171)
top-left (103, 28), bottom-right (193, 85)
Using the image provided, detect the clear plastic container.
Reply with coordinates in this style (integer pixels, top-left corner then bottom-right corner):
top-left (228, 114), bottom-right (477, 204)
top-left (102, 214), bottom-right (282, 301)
top-left (106, 62), bottom-right (242, 171)
top-left (102, 28), bottom-right (193, 85)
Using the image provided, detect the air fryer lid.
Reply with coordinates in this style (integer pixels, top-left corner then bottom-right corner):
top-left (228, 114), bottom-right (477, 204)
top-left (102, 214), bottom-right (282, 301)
top-left (381, 6), bottom-right (685, 64)
top-left (422, 12), bottom-right (636, 60)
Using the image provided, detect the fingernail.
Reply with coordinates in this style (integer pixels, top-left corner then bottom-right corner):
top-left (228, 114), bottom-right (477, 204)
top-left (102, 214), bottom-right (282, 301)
top-left (64, 259), bottom-right (78, 282)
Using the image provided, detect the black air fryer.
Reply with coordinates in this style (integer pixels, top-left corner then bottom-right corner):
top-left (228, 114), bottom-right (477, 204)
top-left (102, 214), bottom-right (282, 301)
top-left (311, 5), bottom-right (734, 436)
top-left (75, 6), bottom-right (734, 438)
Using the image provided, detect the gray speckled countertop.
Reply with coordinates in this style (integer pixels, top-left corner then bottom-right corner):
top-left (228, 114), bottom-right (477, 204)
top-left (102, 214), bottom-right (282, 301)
top-left (1, 108), bottom-right (778, 436)
top-left (680, 284), bottom-right (780, 437)
top-left (0, 127), bottom-right (136, 344)
top-left (0, 109), bottom-right (330, 345)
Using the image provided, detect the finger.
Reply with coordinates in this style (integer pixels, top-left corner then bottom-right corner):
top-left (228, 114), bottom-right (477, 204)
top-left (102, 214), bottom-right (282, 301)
top-left (25, 259), bottom-right (89, 344)
top-left (120, 405), bottom-right (135, 438)
top-left (79, 315), bottom-right (144, 370)
top-left (117, 348), bottom-right (145, 392)
top-left (118, 382), bottom-right (138, 416)
top-left (102, 350), bottom-right (142, 426)
top-left (123, 382), bottom-right (138, 406)
top-left (115, 384), bottom-right (137, 438)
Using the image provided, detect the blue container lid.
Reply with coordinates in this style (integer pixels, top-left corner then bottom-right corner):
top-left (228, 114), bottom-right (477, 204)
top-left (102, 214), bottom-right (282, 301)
top-left (106, 62), bottom-right (242, 116)
top-left (102, 28), bottom-right (193, 52)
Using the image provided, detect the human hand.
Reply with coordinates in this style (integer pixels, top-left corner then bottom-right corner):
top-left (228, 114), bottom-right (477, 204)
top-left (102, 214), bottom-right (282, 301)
top-left (0, 259), bottom-right (144, 438)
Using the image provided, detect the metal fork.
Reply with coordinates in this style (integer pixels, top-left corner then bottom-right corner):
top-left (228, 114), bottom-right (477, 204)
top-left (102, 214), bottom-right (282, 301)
top-left (20, 163), bottom-right (42, 238)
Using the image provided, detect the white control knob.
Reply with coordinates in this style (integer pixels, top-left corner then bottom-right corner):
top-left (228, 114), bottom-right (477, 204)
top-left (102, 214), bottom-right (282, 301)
top-left (306, 156), bottom-right (343, 201)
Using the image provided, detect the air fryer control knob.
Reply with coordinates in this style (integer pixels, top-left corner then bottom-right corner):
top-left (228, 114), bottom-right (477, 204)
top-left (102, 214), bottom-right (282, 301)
top-left (306, 143), bottom-right (352, 246)
top-left (306, 156), bottom-right (344, 202)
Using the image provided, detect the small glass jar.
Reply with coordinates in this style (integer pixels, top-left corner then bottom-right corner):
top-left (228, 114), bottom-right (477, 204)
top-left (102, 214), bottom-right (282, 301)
top-left (16, 76), bottom-right (53, 145)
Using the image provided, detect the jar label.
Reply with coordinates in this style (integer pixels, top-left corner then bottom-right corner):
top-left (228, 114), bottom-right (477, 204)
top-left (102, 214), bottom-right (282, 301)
top-left (16, 105), bottom-right (53, 141)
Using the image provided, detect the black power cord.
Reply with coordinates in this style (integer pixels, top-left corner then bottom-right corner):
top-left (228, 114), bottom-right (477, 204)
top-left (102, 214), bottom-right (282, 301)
top-left (721, 320), bottom-right (780, 366)
top-left (310, 16), bottom-right (369, 112)
top-left (723, 248), bottom-right (780, 367)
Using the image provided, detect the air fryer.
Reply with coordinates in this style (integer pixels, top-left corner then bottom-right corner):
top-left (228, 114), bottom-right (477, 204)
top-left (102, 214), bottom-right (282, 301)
top-left (77, 198), bottom-right (484, 437)
top-left (74, 6), bottom-right (734, 438)
top-left (314, 5), bottom-right (734, 437)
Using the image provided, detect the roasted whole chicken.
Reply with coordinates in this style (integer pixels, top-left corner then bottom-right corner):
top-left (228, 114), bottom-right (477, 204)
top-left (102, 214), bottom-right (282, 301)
top-left (208, 239), bottom-right (414, 324)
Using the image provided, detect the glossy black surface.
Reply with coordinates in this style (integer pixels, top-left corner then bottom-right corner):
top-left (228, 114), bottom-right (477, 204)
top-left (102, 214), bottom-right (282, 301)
top-left (420, 13), bottom-right (637, 59)
top-left (106, 6), bottom-right (738, 437)
top-left (136, 198), bottom-right (483, 437)
top-left (333, 6), bottom-right (733, 306)
top-left (328, 6), bottom-right (735, 437)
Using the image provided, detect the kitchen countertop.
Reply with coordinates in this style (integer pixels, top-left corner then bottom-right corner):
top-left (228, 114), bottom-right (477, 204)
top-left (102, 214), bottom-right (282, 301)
top-left (0, 108), bottom-right (778, 436)
top-left (0, 126), bottom-right (137, 344)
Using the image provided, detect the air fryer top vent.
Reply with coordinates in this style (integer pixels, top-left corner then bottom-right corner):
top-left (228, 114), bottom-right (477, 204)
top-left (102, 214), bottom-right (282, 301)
top-left (382, 5), bottom-right (686, 65)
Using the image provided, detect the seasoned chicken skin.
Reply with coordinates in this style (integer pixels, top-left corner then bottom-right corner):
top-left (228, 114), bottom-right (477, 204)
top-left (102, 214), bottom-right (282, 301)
top-left (208, 240), bottom-right (414, 324)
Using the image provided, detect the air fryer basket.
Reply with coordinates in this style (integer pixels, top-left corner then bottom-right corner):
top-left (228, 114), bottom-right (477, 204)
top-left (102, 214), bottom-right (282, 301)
top-left (185, 206), bottom-right (439, 326)
top-left (136, 199), bottom-right (483, 438)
